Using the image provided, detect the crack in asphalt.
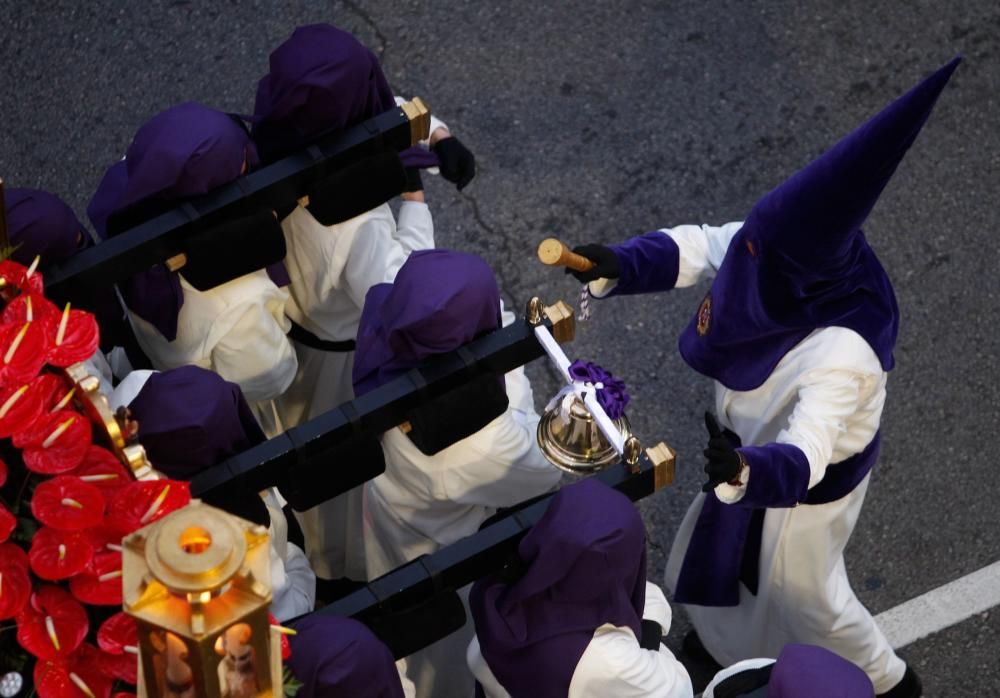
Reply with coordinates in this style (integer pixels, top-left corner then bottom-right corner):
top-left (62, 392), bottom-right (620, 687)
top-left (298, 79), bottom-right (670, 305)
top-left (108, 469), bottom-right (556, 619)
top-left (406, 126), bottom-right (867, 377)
top-left (338, 0), bottom-right (389, 62)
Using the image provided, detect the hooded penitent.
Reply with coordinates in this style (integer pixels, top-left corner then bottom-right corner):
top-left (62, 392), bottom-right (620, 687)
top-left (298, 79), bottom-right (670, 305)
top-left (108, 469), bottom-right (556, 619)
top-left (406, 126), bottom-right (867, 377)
top-left (469, 478), bottom-right (647, 697)
top-left (704, 644), bottom-right (874, 698)
top-left (286, 615), bottom-right (404, 698)
top-left (127, 365), bottom-right (269, 525)
top-left (4, 188), bottom-right (90, 268)
top-left (351, 249), bottom-right (501, 397)
top-left (251, 22), bottom-right (438, 168)
top-left (87, 101), bottom-right (287, 341)
top-left (671, 57), bottom-right (961, 608)
top-left (676, 57), bottom-right (960, 391)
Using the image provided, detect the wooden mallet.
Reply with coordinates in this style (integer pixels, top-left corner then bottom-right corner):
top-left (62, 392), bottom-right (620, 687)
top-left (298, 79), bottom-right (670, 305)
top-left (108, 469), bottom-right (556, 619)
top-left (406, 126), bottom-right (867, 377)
top-left (537, 238), bottom-right (595, 272)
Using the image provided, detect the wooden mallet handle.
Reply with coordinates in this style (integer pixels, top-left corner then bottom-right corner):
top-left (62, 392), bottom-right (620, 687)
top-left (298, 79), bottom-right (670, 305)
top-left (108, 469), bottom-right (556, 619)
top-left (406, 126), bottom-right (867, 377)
top-left (537, 238), bottom-right (595, 272)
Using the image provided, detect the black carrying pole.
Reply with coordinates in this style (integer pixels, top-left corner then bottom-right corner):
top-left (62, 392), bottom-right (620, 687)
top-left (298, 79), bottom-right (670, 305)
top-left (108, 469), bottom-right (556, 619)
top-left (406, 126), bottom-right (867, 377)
top-left (42, 105), bottom-right (415, 302)
top-left (188, 315), bottom-right (555, 503)
top-left (302, 452), bottom-right (659, 659)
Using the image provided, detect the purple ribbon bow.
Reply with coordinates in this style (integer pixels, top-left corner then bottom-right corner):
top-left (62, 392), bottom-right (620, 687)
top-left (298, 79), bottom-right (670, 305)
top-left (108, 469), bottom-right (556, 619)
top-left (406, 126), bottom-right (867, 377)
top-left (568, 360), bottom-right (630, 420)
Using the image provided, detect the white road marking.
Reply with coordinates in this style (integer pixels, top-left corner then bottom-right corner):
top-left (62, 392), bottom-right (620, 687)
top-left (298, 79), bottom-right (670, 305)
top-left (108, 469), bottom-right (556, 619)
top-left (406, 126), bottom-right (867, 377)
top-left (874, 559), bottom-right (1000, 649)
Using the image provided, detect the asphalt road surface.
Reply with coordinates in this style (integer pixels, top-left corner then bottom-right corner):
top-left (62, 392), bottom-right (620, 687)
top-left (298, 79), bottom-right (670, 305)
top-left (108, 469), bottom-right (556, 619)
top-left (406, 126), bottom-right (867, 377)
top-left (3, 1), bottom-right (998, 693)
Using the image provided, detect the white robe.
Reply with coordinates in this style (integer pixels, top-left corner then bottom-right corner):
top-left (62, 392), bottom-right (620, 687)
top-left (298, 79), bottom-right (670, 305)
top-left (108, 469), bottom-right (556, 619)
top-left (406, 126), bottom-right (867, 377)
top-left (273, 199), bottom-right (435, 580)
top-left (467, 582), bottom-right (693, 698)
top-left (364, 363), bottom-right (562, 698)
top-left (596, 224), bottom-right (905, 693)
top-left (126, 269), bottom-right (298, 435)
top-left (701, 658), bottom-right (779, 698)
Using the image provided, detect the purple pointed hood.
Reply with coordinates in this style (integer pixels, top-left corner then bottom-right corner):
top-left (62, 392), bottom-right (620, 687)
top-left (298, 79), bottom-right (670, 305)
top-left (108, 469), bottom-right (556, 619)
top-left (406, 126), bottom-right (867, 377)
top-left (352, 249), bottom-right (501, 396)
top-left (252, 23), bottom-right (396, 161)
top-left (4, 188), bottom-right (90, 269)
top-left (87, 102), bottom-right (283, 341)
top-left (469, 478), bottom-right (647, 697)
top-left (769, 644), bottom-right (874, 698)
top-left (679, 57), bottom-right (960, 390)
top-left (287, 615), bottom-right (404, 698)
top-left (128, 365), bottom-right (265, 479)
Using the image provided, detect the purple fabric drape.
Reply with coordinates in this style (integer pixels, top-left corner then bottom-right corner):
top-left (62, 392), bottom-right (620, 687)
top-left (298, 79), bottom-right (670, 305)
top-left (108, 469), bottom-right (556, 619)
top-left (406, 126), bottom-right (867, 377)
top-left (287, 615), bottom-right (404, 698)
top-left (128, 365), bottom-right (265, 479)
top-left (470, 478), bottom-right (647, 697)
top-left (769, 644), bottom-right (875, 697)
top-left (5, 187), bottom-right (89, 268)
top-left (352, 249), bottom-right (501, 396)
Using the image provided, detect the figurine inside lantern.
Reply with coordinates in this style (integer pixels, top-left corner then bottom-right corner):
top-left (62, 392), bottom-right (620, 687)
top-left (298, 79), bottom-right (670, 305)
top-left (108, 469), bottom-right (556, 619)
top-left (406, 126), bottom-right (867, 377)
top-left (122, 500), bottom-right (278, 698)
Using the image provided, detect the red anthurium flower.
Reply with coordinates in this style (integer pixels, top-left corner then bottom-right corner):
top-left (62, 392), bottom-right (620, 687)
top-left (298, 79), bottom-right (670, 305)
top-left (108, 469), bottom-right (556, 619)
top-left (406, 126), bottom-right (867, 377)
top-left (0, 380), bottom-right (45, 438)
top-left (97, 613), bottom-right (139, 683)
top-left (34, 643), bottom-right (113, 698)
top-left (15, 410), bottom-right (91, 474)
top-left (84, 525), bottom-right (123, 558)
top-left (69, 550), bottom-right (122, 606)
top-left (269, 612), bottom-right (292, 660)
top-left (29, 527), bottom-right (94, 581)
top-left (0, 259), bottom-right (44, 295)
top-left (106, 479), bottom-right (191, 536)
top-left (112, 694), bottom-right (137, 698)
top-left (0, 457), bottom-right (6, 487)
top-left (0, 543), bottom-right (32, 619)
top-left (2, 292), bottom-right (60, 325)
top-left (71, 446), bottom-right (132, 496)
top-left (0, 503), bottom-right (15, 543)
top-left (31, 476), bottom-right (106, 531)
top-left (0, 320), bottom-right (47, 388)
top-left (31, 372), bottom-right (76, 413)
top-left (16, 585), bottom-right (88, 660)
top-left (46, 305), bottom-right (100, 368)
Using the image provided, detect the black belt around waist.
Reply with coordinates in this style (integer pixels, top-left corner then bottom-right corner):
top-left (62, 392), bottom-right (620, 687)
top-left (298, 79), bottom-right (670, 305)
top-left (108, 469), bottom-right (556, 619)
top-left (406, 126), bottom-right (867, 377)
top-left (287, 318), bottom-right (357, 352)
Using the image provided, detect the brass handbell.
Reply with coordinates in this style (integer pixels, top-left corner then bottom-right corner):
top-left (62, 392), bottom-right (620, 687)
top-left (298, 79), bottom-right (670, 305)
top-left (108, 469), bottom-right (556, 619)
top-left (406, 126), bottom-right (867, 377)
top-left (537, 393), bottom-right (631, 474)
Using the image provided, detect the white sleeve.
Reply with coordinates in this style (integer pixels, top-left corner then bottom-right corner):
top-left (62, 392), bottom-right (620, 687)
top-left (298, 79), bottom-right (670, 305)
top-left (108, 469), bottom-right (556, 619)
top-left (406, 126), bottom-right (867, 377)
top-left (665, 222), bottom-right (744, 287)
top-left (210, 304), bottom-right (298, 402)
top-left (443, 410), bottom-right (561, 509)
top-left (268, 542), bottom-right (316, 622)
top-left (341, 207), bottom-right (433, 308)
top-left (641, 582), bottom-right (673, 632)
top-left (569, 625), bottom-right (694, 698)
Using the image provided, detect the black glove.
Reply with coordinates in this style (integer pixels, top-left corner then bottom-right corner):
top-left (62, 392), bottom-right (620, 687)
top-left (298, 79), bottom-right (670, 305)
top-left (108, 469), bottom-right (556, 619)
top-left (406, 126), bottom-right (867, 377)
top-left (403, 167), bottom-right (424, 193)
top-left (433, 136), bottom-right (476, 190)
top-left (702, 411), bottom-right (744, 492)
top-left (565, 244), bottom-right (620, 283)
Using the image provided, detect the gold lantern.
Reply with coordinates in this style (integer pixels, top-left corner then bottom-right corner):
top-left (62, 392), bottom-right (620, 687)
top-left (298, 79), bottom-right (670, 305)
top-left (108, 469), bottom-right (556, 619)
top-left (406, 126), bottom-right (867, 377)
top-left (122, 500), bottom-right (278, 698)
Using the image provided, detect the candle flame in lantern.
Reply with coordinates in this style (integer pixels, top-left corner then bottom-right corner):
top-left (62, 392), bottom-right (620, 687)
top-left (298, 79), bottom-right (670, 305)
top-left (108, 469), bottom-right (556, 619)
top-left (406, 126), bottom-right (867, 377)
top-left (60, 498), bottom-right (83, 510)
top-left (0, 385), bottom-right (28, 419)
top-left (25, 296), bottom-right (32, 322)
top-left (3, 323), bottom-right (30, 365)
top-left (45, 615), bottom-right (61, 651)
top-left (55, 303), bottom-right (71, 346)
top-left (58, 545), bottom-right (66, 561)
top-left (80, 473), bottom-right (118, 483)
top-left (43, 416), bottom-right (76, 448)
top-left (69, 672), bottom-right (96, 698)
top-left (52, 387), bottom-right (76, 412)
top-left (25, 256), bottom-right (40, 279)
top-left (140, 485), bottom-right (171, 524)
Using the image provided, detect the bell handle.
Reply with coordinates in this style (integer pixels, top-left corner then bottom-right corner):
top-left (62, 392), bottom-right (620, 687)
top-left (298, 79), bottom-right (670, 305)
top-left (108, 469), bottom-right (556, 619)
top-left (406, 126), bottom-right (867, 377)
top-left (537, 238), bottom-right (595, 272)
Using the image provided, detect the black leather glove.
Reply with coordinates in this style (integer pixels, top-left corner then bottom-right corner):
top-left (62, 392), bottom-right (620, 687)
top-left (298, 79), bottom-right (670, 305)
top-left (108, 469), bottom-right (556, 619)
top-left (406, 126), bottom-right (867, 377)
top-left (702, 412), bottom-right (744, 492)
top-left (565, 244), bottom-right (620, 283)
top-left (433, 136), bottom-right (476, 190)
top-left (403, 167), bottom-right (424, 193)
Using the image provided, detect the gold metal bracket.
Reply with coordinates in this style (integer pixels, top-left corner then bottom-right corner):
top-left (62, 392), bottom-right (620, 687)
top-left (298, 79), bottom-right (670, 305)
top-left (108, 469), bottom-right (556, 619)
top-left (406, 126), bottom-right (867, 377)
top-left (645, 442), bottom-right (676, 490)
top-left (401, 97), bottom-right (431, 145)
top-left (623, 436), bottom-right (642, 474)
top-left (543, 300), bottom-right (575, 343)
